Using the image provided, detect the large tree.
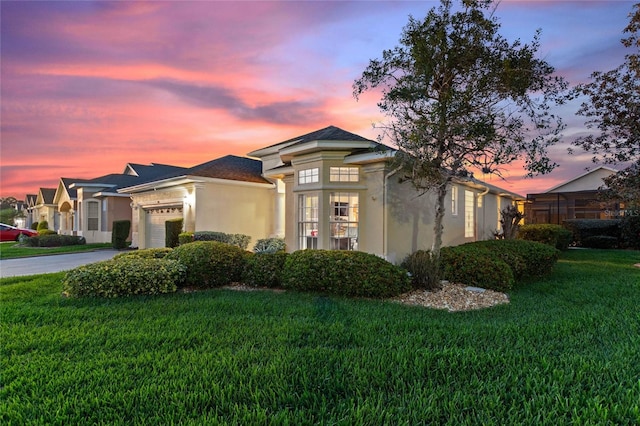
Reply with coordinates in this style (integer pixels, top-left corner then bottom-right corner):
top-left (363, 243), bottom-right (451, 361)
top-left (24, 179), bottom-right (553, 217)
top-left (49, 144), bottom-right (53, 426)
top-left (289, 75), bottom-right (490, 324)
top-left (571, 3), bottom-right (640, 208)
top-left (353, 0), bottom-right (567, 257)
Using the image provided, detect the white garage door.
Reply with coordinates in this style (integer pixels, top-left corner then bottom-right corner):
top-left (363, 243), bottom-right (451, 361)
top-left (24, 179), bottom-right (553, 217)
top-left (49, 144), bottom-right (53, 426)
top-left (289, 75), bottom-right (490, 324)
top-left (144, 206), bottom-right (183, 248)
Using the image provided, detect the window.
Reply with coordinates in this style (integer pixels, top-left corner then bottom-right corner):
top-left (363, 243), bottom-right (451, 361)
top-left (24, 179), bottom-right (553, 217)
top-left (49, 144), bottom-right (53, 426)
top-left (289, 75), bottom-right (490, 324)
top-left (298, 168), bottom-right (319, 185)
top-left (464, 191), bottom-right (474, 238)
top-left (87, 201), bottom-right (99, 231)
top-left (330, 167), bottom-right (359, 182)
top-left (330, 192), bottom-right (358, 250)
top-left (298, 194), bottom-right (318, 249)
top-left (451, 186), bottom-right (458, 216)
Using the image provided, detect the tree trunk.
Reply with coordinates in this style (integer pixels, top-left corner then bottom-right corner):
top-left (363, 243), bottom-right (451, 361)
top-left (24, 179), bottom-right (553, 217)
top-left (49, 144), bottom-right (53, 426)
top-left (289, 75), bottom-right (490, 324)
top-left (431, 182), bottom-right (448, 257)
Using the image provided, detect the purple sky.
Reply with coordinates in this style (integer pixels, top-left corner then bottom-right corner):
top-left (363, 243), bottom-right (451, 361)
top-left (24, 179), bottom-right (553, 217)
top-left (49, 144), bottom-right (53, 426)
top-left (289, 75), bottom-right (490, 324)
top-left (1, 0), bottom-right (636, 198)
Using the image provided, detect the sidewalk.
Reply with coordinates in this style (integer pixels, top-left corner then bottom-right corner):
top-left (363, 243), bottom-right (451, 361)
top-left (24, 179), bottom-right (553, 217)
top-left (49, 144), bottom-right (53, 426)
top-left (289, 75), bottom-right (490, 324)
top-left (0, 250), bottom-right (119, 278)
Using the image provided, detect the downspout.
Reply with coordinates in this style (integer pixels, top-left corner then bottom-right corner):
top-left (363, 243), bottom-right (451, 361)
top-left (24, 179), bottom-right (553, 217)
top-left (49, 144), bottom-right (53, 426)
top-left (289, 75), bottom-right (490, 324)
top-left (383, 165), bottom-right (402, 260)
top-left (475, 183), bottom-right (490, 241)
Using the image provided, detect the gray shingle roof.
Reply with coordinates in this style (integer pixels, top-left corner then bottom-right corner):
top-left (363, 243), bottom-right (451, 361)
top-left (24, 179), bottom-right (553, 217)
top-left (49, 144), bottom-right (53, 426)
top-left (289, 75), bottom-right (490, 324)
top-left (39, 188), bottom-right (56, 204)
top-left (187, 155), bottom-right (270, 184)
top-left (258, 125), bottom-right (381, 152)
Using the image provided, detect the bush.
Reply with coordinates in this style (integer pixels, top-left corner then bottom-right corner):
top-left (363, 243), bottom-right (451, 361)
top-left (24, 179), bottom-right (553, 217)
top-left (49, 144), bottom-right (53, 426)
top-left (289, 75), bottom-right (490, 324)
top-left (111, 220), bottom-right (131, 250)
top-left (178, 232), bottom-right (194, 245)
top-left (620, 214), bottom-right (640, 249)
top-left (62, 257), bottom-right (185, 298)
top-left (167, 241), bottom-right (247, 288)
top-left (253, 238), bottom-right (286, 253)
top-left (192, 231), bottom-right (251, 250)
top-left (440, 245), bottom-right (514, 292)
top-left (562, 219), bottom-right (621, 247)
top-left (582, 235), bottom-right (619, 249)
top-left (37, 221), bottom-right (48, 231)
top-left (242, 251), bottom-right (289, 288)
top-left (471, 239), bottom-right (560, 280)
top-left (282, 250), bottom-right (411, 298)
top-left (37, 229), bottom-right (57, 236)
top-left (22, 234), bottom-right (86, 247)
top-left (113, 248), bottom-right (173, 260)
top-left (401, 250), bottom-right (441, 290)
top-left (165, 218), bottom-right (183, 248)
top-left (517, 224), bottom-right (573, 250)
top-left (30, 222), bottom-right (38, 230)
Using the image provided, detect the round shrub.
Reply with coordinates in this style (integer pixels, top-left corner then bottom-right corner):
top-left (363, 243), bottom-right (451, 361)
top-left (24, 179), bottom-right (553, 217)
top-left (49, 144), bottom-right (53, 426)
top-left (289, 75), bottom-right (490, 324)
top-left (37, 221), bottom-right (49, 231)
top-left (282, 250), bottom-right (411, 298)
top-left (242, 251), bottom-right (289, 288)
top-left (38, 229), bottom-right (57, 236)
top-left (517, 224), bottom-right (573, 250)
top-left (401, 250), bottom-right (441, 290)
top-left (253, 238), bottom-right (286, 253)
top-left (582, 235), bottom-right (619, 249)
top-left (472, 239), bottom-right (560, 280)
top-left (178, 232), bottom-right (194, 245)
top-left (113, 247), bottom-right (173, 260)
top-left (440, 245), bottom-right (514, 292)
top-left (62, 257), bottom-right (185, 298)
top-left (30, 221), bottom-right (39, 230)
top-left (167, 241), bottom-right (247, 288)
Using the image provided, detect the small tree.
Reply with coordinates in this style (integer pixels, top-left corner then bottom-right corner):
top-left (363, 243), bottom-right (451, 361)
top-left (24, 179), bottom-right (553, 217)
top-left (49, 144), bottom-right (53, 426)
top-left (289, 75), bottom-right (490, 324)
top-left (353, 0), bottom-right (567, 257)
top-left (499, 204), bottom-right (524, 239)
top-left (571, 3), bottom-right (640, 208)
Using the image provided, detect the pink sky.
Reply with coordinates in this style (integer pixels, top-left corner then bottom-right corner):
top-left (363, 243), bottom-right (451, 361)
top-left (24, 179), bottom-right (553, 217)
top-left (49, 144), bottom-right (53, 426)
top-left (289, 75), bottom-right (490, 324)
top-left (1, 1), bottom-right (635, 199)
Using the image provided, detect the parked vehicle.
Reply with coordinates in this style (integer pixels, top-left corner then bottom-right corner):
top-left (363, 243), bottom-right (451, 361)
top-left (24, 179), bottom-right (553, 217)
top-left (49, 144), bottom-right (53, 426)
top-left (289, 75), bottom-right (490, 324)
top-left (0, 223), bottom-right (38, 242)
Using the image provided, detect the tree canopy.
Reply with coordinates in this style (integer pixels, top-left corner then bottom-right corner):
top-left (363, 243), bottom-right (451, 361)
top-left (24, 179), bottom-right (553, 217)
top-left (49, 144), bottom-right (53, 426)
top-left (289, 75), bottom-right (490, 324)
top-left (353, 0), bottom-right (567, 255)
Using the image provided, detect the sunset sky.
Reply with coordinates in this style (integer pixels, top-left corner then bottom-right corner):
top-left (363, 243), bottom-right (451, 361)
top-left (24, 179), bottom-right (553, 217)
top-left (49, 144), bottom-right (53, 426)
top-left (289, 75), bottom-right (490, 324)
top-left (1, 0), bottom-right (636, 199)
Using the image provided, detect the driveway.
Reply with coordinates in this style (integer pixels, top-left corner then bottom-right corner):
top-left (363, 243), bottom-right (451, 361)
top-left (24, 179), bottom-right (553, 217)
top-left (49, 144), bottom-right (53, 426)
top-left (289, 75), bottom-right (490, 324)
top-left (0, 250), bottom-right (119, 278)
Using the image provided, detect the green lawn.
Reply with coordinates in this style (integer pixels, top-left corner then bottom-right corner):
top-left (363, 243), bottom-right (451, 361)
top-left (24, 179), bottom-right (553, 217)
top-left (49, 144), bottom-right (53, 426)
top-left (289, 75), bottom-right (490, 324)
top-left (1, 249), bottom-right (639, 425)
top-left (0, 242), bottom-right (113, 259)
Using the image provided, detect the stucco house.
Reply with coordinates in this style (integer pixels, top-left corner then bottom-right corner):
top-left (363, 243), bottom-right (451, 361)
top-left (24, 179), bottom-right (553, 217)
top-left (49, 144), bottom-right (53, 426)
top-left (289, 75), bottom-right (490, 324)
top-left (525, 166), bottom-right (622, 224)
top-left (121, 126), bottom-right (523, 262)
top-left (24, 194), bottom-right (38, 228)
top-left (34, 188), bottom-right (59, 231)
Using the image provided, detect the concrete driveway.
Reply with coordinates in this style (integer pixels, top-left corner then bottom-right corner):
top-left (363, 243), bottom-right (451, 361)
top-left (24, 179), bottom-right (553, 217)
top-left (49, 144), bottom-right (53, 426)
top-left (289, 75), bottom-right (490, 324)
top-left (0, 250), bottom-right (120, 278)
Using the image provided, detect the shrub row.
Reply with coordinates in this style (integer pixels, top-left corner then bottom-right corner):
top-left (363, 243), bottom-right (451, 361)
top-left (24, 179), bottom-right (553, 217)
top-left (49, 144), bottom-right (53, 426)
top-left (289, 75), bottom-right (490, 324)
top-left (440, 239), bottom-right (560, 292)
top-left (178, 231), bottom-right (251, 250)
top-left (562, 219), bottom-right (621, 247)
top-left (517, 224), bottom-right (573, 250)
top-left (166, 241), bottom-right (247, 287)
top-left (113, 248), bottom-right (174, 260)
top-left (62, 257), bottom-right (185, 298)
top-left (253, 237), bottom-right (286, 253)
top-left (22, 234), bottom-right (86, 247)
top-left (242, 251), bottom-right (289, 288)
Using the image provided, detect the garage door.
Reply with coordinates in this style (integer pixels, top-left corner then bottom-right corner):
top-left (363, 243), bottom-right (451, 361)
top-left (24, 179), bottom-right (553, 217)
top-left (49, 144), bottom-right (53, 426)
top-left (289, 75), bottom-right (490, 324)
top-left (144, 206), bottom-right (183, 248)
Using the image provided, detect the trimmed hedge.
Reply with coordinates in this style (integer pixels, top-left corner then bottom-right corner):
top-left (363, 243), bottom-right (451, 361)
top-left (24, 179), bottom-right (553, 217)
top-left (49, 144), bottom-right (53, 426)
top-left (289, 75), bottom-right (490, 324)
top-left (192, 231), bottom-right (251, 250)
top-left (517, 224), bottom-right (573, 250)
top-left (22, 234), bottom-right (86, 247)
top-left (62, 257), bottom-right (185, 298)
top-left (37, 221), bottom-right (48, 231)
top-left (401, 250), bottom-right (441, 290)
top-left (112, 220), bottom-right (130, 249)
top-left (440, 245), bottom-right (515, 292)
top-left (582, 235), bottom-right (619, 249)
top-left (562, 219), bottom-right (621, 247)
top-left (620, 215), bottom-right (640, 249)
top-left (242, 251), bottom-right (289, 288)
top-left (167, 241), bottom-right (248, 288)
top-left (113, 248), bottom-right (173, 260)
top-left (178, 232), bottom-right (194, 245)
top-left (253, 238), bottom-right (286, 253)
top-left (30, 221), bottom-right (38, 230)
top-left (165, 218), bottom-right (183, 248)
top-left (281, 250), bottom-right (411, 298)
top-left (37, 229), bottom-right (57, 236)
top-left (471, 239), bottom-right (560, 280)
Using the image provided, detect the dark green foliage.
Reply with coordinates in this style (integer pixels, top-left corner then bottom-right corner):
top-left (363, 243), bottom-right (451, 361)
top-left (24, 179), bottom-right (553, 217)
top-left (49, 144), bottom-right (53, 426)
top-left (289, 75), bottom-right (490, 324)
top-left (282, 250), bottom-right (411, 298)
top-left (165, 218), bottom-right (183, 248)
top-left (253, 237), bottom-right (286, 253)
top-left (193, 231), bottom-right (251, 250)
top-left (37, 229), bottom-right (56, 236)
top-left (471, 239), bottom-right (561, 281)
top-left (178, 232), bottom-right (194, 245)
top-left (113, 248), bottom-right (173, 260)
top-left (22, 234), bottom-right (86, 247)
top-left (167, 241), bottom-right (247, 288)
top-left (440, 245), bottom-right (515, 292)
top-left (562, 219), bottom-right (621, 247)
top-left (36, 221), bottom-right (48, 231)
top-left (62, 257), bottom-right (184, 298)
top-left (111, 220), bottom-right (131, 249)
top-left (242, 251), bottom-right (289, 288)
top-left (620, 214), bottom-right (640, 249)
top-left (518, 224), bottom-right (573, 250)
top-left (401, 250), bottom-right (441, 290)
top-left (29, 221), bottom-right (38, 230)
top-left (582, 235), bottom-right (619, 249)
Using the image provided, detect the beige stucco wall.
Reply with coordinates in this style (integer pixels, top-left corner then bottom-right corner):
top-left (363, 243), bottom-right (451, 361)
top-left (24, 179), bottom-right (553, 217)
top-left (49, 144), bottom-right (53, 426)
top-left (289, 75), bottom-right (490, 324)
top-left (548, 168), bottom-right (615, 193)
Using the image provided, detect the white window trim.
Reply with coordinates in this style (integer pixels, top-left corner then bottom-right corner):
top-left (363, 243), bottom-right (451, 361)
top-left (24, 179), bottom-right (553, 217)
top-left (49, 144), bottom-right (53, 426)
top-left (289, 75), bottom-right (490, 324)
top-left (451, 186), bottom-right (458, 216)
top-left (329, 167), bottom-right (359, 182)
top-left (298, 168), bottom-right (319, 185)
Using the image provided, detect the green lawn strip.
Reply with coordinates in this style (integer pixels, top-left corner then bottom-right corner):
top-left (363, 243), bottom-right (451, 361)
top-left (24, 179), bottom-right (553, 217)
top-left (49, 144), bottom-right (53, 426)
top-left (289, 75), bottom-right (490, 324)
top-left (0, 242), bottom-right (113, 259)
top-left (1, 251), bottom-right (639, 424)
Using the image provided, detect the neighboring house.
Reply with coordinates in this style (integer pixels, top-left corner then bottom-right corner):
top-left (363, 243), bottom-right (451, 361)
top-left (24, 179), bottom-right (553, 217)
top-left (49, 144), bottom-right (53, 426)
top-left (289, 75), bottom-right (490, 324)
top-left (119, 156), bottom-right (275, 249)
top-left (54, 177), bottom-right (91, 236)
top-left (525, 166), bottom-right (623, 224)
top-left (24, 194), bottom-right (38, 228)
top-left (248, 126), bottom-right (524, 263)
top-left (34, 188), bottom-right (59, 231)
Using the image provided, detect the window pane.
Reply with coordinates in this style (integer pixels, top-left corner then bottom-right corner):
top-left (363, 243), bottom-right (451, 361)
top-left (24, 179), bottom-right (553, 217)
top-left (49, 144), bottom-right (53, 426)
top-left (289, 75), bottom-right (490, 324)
top-left (329, 192), bottom-right (358, 250)
top-left (87, 201), bottom-right (99, 231)
top-left (298, 194), bottom-right (318, 249)
top-left (298, 168), bottom-right (319, 185)
top-left (329, 167), bottom-right (359, 182)
top-left (464, 191), bottom-right (474, 238)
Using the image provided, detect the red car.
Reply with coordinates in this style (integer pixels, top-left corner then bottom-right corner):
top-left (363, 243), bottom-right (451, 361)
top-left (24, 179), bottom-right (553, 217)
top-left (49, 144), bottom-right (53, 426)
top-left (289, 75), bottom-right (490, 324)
top-left (0, 223), bottom-right (38, 242)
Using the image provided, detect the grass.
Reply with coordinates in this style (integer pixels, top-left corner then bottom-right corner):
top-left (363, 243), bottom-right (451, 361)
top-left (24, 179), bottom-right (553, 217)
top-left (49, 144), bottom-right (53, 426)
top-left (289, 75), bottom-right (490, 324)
top-left (0, 242), bottom-right (113, 260)
top-left (1, 249), bottom-right (639, 425)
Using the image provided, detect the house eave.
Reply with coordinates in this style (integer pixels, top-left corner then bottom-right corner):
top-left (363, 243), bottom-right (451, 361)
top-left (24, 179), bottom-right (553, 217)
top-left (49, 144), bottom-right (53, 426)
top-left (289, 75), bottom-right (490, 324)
top-left (279, 140), bottom-right (378, 162)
